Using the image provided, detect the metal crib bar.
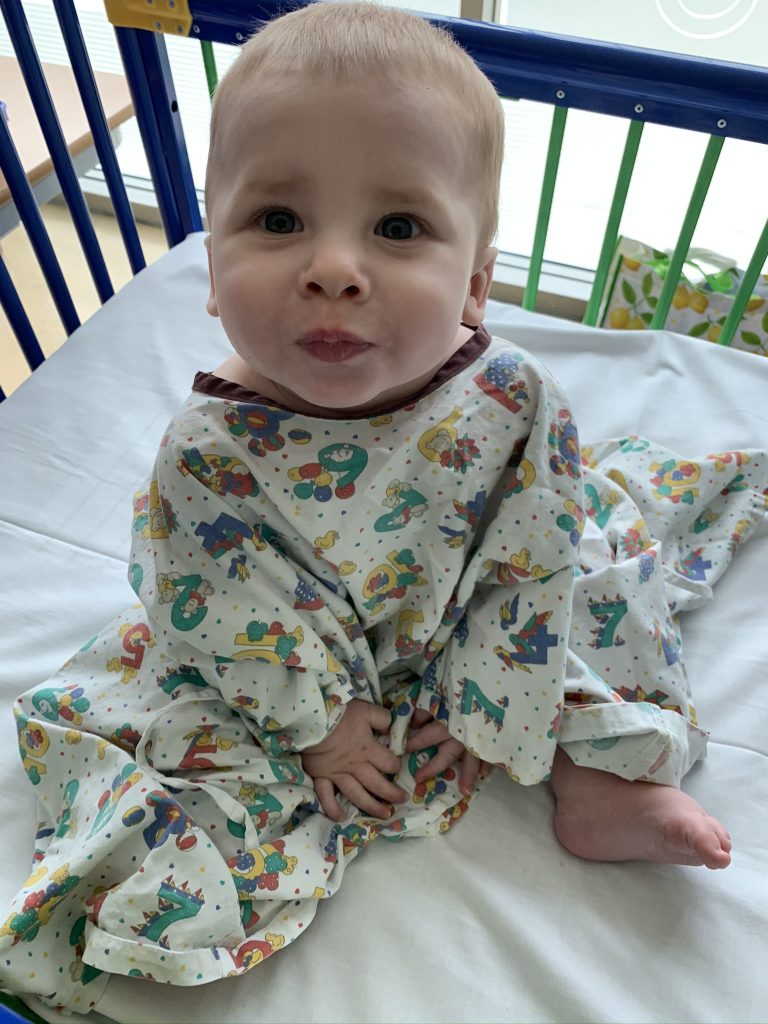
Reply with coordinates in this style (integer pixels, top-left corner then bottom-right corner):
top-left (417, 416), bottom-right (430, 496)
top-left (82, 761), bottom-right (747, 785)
top-left (0, 0), bottom-right (114, 304)
top-left (0, 108), bottom-right (80, 336)
top-left (583, 120), bottom-right (644, 327)
top-left (650, 134), bottom-right (725, 330)
top-left (53, 0), bottom-right (146, 276)
top-left (114, 26), bottom-right (202, 247)
top-left (717, 216), bottom-right (768, 348)
top-left (0, 251), bottom-right (45, 378)
top-left (522, 104), bottom-right (567, 312)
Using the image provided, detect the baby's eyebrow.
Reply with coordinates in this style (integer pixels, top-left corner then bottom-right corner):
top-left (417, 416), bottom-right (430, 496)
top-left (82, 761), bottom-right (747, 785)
top-left (373, 186), bottom-right (443, 211)
top-left (240, 176), bottom-right (306, 196)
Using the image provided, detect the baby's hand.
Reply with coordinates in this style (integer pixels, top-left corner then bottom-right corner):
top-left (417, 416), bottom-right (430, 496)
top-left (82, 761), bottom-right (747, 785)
top-left (302, 699), bottom-right (406, 821)
top-left (406, 709), bottom-right (491, 796)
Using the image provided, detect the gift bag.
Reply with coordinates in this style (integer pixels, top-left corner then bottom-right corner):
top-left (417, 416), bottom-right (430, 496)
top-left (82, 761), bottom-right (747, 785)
top-left (600, 237), bottom-right (768, 356)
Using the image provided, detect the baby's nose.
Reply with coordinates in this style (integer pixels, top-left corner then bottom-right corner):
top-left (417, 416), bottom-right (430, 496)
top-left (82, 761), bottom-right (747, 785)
top-left (299, 243), bottom-right (369, 300)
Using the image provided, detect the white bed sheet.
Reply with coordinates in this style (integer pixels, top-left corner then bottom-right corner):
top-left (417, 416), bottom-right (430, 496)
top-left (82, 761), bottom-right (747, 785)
top-left (1, 233), bottom-right (766, 1023)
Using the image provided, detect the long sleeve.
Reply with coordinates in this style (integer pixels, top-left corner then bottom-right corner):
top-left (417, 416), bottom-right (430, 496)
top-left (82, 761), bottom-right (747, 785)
top-left (409, 363), bottom-right (583, 784)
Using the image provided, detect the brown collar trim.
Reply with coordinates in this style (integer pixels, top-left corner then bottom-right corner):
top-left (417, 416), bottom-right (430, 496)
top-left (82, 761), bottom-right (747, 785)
top-left (192, 324), bottom-right (492, 420)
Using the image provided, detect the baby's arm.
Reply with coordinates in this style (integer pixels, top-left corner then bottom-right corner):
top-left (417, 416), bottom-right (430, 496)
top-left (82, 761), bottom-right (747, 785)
top-left (302, 699), bottom-right (407, 821)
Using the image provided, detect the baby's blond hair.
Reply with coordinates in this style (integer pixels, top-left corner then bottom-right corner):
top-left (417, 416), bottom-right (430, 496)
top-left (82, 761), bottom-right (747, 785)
top-left (205, 1), bottom-right (504, 246)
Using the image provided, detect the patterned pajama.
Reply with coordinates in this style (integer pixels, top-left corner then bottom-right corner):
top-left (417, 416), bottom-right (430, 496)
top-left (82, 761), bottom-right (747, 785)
top-left (1, 332), bottom-right (765, 1013)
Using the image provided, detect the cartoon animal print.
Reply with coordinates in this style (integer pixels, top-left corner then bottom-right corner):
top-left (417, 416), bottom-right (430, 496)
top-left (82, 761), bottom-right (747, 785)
top-left (707, 450), bottom-right (749, 472)
top-left (556, 498), bottom-right (584, 547)
top-left (689, 508), bottom-right (720, 534)
top-left (106, 621), bottom-right (155, 682)
top-left (156, 664), bottom-right (209, 697)
top-left (0, 864), bottom-right (80, 944)
top-left (439, 489), bottom-right (486, 547)
top-left (548, 408), bottom-right (580, 479)
top-left (494, 594), bottom-right (558, 672)
top-left (120, 791), bottom-right (199, 852)
top-left (289, 443), bottom-right (368, 501)
top-left (615, 685), bottom-right (682, 716)
top-left (131, 875), bottom-right (204, 945)
top-left (225, 403), bottom-right (294, 457)
top-left (88, 765), bottom-right (143, 838)
top-left (473, 352), bottom-right (529, 412)
top-left (649, 458), bottom-right (701, 504)
top-left (68, 914), bottom-right (103, 985)
top-left (231, 620), bottom-right (303, 667)
top-left (156, 572), bottom-right (214, 631)
top-left (195, 512), bottom-right (267, 563)
top-left (418, 408), bottom-right (481, 474)
top-left (15, 711), bottom-right (49, 785)
top-left (226, 783), bottom-right (283, 837)
top-left (504, 439), bottom-right (536, 496)
top-left (362, 549), bottom-right (426, 615)
top-left (407, 748), bottom-right (457, 805)
top-left (31, 684), bottom-right (90, 726)
top-left (652, 619), bottom-right (680, 666)
top-left (588, 595), bottom-right (628, 649)
top-left (638, 550), bottom-right (657, 583)
top-left (619, 521), bottom-right (652, 557)
top-left (584, 483), bottom-right (620, 529)
top-left (132, 480), bottom-right (177, 540)
top-left (227, 933), bottom-right (285, 972)
top-left (394, 607), bottom-right (425, 659)
top-left (178, 725), bottom-right (236, 771)
top-left (728, 517), bottom-right (751, 553)
top-left (486, 547), bottom-right (555, 584)
top-left (375, 479), bottom-right (428, 532)
top-left (674, 547), bottom-right (712, 581)
top-left (178, 448), bottom-right (259, 499)
top-left (618, 435), bottom-right (650, 453)
top-left (456, 677), bottom-right (509, 732)
top-left (228, 840), bottom-right (298, 894)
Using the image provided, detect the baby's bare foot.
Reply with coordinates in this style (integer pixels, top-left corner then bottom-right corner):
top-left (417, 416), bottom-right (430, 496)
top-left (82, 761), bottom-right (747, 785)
top-left (550, 749), bottom-right (732, 869)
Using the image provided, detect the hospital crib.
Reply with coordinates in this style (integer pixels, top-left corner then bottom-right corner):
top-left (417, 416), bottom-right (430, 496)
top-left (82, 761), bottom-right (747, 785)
top-left (0, 3), bottom-right (767, 1023)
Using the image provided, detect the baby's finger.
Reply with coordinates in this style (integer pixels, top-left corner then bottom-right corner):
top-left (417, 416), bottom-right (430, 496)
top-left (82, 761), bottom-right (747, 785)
top-left (335, 774), bottom-right (397, 819)
top-left (367, 703), bottom-right (395, 735)
top-left (414, 739), bottom-right (464, 783)
top-left (354, 764), bottom-right (408, 805)
top-left (459, 752), bottom-right (481, 796)
top-left (369, 742), bottom-right (402, 777)
top-left (313, 777), bottom-right (345, 822)
top-left (410, 709), bottom-right (432, 728)
top-left (405, 719), bottom-right (450, 751)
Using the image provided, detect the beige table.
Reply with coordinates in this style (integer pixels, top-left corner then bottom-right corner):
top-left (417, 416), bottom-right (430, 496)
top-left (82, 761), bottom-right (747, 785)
top-left (0, 55), bottom-right (133, 234)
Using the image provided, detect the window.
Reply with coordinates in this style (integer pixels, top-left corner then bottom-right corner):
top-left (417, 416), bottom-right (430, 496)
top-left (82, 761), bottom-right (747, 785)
top-left (2, 0), bottom-right (765, 297)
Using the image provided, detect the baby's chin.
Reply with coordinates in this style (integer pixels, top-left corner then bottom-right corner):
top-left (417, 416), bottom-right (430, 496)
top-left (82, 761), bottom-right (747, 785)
top-left (275, 377), bottom-right (422, 418)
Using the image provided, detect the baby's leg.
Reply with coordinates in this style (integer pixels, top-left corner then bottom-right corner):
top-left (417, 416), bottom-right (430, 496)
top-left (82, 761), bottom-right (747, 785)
top-left (549, 747), bottom-right (732, 869)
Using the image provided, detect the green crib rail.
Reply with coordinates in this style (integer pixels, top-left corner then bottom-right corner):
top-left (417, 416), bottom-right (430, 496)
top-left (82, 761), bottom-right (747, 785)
top-left (200, 38), bottom-right (218, 98)
top-left (583, 120), bottom-right (644, 327)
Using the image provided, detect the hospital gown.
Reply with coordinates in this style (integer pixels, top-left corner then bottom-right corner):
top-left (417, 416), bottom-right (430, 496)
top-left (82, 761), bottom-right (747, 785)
top-left (2, 328), bottom-right (766, 1012)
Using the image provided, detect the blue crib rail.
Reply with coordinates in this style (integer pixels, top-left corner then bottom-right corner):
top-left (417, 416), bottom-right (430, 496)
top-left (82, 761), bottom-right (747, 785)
top-left (0, 0), bottom-right (766, 400)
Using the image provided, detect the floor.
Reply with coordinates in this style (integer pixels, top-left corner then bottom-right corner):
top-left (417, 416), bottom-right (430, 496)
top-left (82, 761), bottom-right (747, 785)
top-left (0, 202), bottom-right (168, 397)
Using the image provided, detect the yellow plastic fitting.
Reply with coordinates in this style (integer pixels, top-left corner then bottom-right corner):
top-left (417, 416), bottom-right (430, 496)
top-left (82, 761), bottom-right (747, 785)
top-left (103, 0), bottom-right (192, 36)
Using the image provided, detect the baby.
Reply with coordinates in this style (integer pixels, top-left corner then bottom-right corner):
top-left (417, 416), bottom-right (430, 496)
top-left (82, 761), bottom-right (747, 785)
top-left (8, 0), bottom-right (765, 1009)
top-left (202, 0), bottom-right (731, 866)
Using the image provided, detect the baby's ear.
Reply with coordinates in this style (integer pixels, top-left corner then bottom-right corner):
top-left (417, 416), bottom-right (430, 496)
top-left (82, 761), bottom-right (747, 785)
top-left (204, 233), bottom-right (219, 317)
top-left (462, 247), bottom-right (497, 325)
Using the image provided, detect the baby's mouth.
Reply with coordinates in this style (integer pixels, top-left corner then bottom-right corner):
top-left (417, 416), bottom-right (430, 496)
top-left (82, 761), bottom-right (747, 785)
top-left (298, 329), bottom-right (372, 363)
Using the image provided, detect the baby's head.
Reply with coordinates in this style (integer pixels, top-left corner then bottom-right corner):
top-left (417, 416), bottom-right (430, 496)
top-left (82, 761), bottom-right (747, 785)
top-left (204, 1), bottom-right (505, 416)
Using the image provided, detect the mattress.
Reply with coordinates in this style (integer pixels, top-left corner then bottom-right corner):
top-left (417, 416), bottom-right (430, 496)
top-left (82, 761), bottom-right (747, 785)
top-left (1, 233), bottom-right (766, 1023)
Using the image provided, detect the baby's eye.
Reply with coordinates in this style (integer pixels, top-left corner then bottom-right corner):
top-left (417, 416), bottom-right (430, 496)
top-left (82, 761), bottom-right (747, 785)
top-left (376, 215), bottom-right (422, 241)
top-left (256, 208), bottom-right (301, 233)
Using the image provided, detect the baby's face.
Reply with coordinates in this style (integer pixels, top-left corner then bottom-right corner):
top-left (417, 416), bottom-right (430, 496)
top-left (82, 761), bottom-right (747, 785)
top-left (206, 72), bottom-right (495, 416)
